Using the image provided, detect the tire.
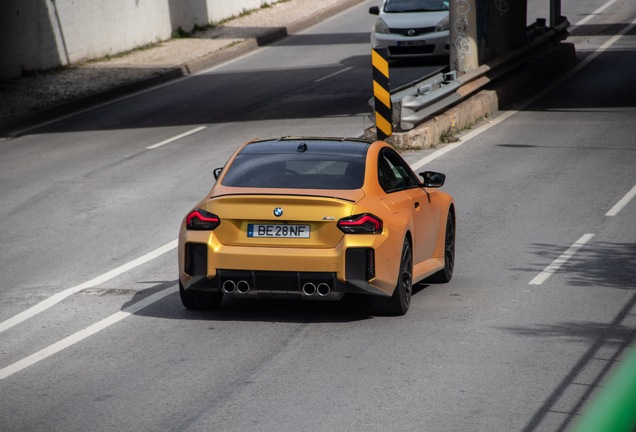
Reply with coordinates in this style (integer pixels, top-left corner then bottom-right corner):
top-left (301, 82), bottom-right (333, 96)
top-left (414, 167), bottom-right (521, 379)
top-left (370, 239), bottom-right (413, 316)
top-left (426, 210), bottom-right (455, 283)
top-left (179, 281), bottom-right (223, 310)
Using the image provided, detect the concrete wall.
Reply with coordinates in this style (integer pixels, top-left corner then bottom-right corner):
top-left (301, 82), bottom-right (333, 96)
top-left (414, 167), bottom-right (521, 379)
top-left (0, 0), bottom-right (280, 79)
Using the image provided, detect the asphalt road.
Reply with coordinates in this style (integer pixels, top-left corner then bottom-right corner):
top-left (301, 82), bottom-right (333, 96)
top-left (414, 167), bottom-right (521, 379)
top-left (1, 0), bottom-right (635, 431)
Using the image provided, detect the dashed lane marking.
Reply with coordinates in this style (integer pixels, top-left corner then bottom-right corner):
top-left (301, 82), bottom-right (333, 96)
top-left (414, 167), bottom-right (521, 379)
top-left (146, 126), bottom-right (207, 149)
top-left (573, 0), bottom-right (620, 26)
top-left (0, 240), bottom-right (178, 334)
top-left (529, 234), bottom-right (595, 285)
top-left (0, 285), bottom-right (177, 380)
top-left (606, 184), bottom-right (636, 216)
top-left (315, 66), bottom-right (353, 83)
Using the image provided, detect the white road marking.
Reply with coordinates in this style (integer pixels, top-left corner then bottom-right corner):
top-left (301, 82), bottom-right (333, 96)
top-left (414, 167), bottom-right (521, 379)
top-left (529, 234), bottom-right (595, 285)
top-left (0, 240), bottom-right (178, 334)
top-left (606, 184), bottom-right (636, 216)
top-left (0, 285), bottom-right (177, 380)
top-left (410, 14), bottom-right (636, 170)
top-left (574, 0), bottom-right (620, 26)
top-left (146, 126), bottom-right (207, 149)
top-left (315, 66), bottom-right (353, 83)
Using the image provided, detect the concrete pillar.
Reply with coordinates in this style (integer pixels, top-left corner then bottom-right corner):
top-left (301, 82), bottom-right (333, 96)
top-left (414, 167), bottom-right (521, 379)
top-left (450, 0), bottom-right (479, 75)
top-left (478, 0), bottom-right (527, 65)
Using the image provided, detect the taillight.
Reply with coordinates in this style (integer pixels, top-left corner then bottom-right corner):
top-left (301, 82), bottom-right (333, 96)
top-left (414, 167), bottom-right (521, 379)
top-left (337, 214), bottom-right (383, 234)
top-left (186, 209), bottom-right (220, 230)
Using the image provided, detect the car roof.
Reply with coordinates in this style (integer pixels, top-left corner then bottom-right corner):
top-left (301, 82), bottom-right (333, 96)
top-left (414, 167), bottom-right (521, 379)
top-left (240, 137), bottom-right (372, 158)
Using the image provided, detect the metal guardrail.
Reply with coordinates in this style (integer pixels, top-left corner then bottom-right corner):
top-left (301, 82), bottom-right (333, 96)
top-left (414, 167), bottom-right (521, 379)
top-left (373, 19), bottom-right (570, 132)
top-left (567, 342), bottom-right (636, 432)
top-left (367, 66), bottom-right (449, 129)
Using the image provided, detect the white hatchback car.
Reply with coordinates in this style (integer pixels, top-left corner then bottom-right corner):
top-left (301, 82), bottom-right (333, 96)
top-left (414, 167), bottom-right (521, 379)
top-left (370, 0), bottom-right (450, 59)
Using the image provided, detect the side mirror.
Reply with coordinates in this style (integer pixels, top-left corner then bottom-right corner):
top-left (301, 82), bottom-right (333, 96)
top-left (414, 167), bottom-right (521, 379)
top-left (419, 171), bottom-right (446, 188)
top-left (369, 6), bottom-right (380, 15)
top-left (213, 167), bottom-right (223, 180)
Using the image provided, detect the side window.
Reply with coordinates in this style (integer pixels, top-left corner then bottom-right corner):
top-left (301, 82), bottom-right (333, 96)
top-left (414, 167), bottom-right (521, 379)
top-left (378, 155), bottom-right (398, 192)
top-left (377, 150), bottom-right (418, 192)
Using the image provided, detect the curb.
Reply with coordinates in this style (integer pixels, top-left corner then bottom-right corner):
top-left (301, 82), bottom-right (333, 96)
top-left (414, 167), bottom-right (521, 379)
top-left (0, 0), bottom-right (364, 137)
top-left (365, 42), bottom-right (577, 149)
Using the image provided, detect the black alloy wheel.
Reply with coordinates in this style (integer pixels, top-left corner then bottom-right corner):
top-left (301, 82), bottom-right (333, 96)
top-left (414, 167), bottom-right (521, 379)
top-left (371, 239), bottom-right (413, 316)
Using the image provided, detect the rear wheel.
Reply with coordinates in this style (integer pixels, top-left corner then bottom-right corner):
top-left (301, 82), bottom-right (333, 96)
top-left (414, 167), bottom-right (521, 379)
top-left (370, 239), bottom-right (412, 316)
top-left (179, 281), bottom-right (223, 310)
top-left (427, 210), bottom-right (455, 283)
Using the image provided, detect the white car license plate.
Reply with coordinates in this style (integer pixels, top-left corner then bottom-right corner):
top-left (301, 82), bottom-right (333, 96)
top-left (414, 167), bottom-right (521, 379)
top-left (248, 224), bottom-right (310, 238)
top-left (397, 40), bottom-right (424, 47)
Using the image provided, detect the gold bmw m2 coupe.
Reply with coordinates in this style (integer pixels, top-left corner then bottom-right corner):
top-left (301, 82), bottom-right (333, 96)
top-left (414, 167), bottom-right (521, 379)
top-left (178, 137), bottom-right (455, 315)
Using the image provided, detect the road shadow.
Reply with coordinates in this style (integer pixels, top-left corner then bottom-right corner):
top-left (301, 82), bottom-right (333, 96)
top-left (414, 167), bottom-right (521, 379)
top-left (272, 32), bottom-right (371, 46)
top-left (505, 238), bottom-right (636, 431)
top-left (569, 23), bottom-right (636, 37)
top-left (501, 291), bottom-right (636, 432)
top-left (122, 279), bottom-right (433, 323)
top-left (519, 241), bottom-right (636, 289)
top-left (20, 54), bottom-right (373, 135)
top-left (504, 45), bottom-right (636, 115)
top-left (6, 29), bottom-right (447, 136)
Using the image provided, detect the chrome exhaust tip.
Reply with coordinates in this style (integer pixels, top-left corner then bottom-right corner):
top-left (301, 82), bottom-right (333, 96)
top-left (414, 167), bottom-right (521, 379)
top-left (302, 283), bottom-right (316, 296)
top-left (222, 280), bottom-right (236, 294)
top-left (236, 280), bottom-right (250, 294)
top-left (317, 283), bottom-right (331, 297)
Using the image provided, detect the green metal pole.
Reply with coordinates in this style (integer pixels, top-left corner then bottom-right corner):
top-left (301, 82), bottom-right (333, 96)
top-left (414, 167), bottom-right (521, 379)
top-left (568, 343), bottom-right (636, 432)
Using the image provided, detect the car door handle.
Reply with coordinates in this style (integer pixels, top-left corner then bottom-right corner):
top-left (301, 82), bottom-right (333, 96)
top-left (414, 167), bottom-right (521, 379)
top-left (414, 202), bottom-right (420, 208)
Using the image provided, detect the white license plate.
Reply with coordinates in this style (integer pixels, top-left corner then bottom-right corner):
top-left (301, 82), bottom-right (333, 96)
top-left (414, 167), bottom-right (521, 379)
top-left (247, 224), bottom-right (310, 238)
top-left (397, 40), bottom-right (424, 47)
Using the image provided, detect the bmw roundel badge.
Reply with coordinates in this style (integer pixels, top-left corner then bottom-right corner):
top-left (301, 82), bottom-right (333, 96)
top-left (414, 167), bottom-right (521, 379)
top-left (273, 207), bottom-right (283, 217)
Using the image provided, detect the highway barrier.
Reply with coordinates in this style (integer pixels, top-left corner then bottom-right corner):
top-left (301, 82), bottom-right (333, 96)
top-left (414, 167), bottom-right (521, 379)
top-left (372, 18), bottom-right (571, 133)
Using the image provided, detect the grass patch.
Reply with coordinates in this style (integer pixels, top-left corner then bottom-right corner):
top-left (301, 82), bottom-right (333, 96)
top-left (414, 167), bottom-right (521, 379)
top-left (222, 41), bottom-right (242, 50)
top-left (439, 114), bottom-right (489, 144)
top-left (171, 27), bottom-right (192, 38)
top-left (239, 8), bottom-right (254, 18)
top-left (440, 128), bottom-right (458, 143)
top-left (192, 23), bottom-right (215, 32)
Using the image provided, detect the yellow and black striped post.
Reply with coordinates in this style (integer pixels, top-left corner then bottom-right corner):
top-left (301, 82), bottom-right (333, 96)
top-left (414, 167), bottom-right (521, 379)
top-left (372, 48), bottom-right (392, 141)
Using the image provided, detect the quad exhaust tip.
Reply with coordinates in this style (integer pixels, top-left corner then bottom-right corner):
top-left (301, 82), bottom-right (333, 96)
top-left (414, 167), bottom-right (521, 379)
top-left (237, 280), bottom-right (251, 294)
top-left (302, 282), bottom-right (331, 296)
top-left (316, 283), bottom-right (331, 297)
top-left (223, 280), bottom-right (251, 294)
top-left (222, 280), bottom-right (236, 294)
top-left (302, 283), bottom-right (317, 296)
top-left (225, 280), bottom-right (331, 297)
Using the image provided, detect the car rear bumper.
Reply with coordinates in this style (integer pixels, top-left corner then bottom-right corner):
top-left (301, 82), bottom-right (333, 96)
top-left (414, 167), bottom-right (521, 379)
top-left (179, 231), bottom-right (400, 299)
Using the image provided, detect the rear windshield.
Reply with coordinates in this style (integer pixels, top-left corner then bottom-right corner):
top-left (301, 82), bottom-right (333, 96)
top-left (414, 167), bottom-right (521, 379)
top-left (385, 0), bottom-right (449, 13)
top-left (221, 154), bottom-right (366, 190)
